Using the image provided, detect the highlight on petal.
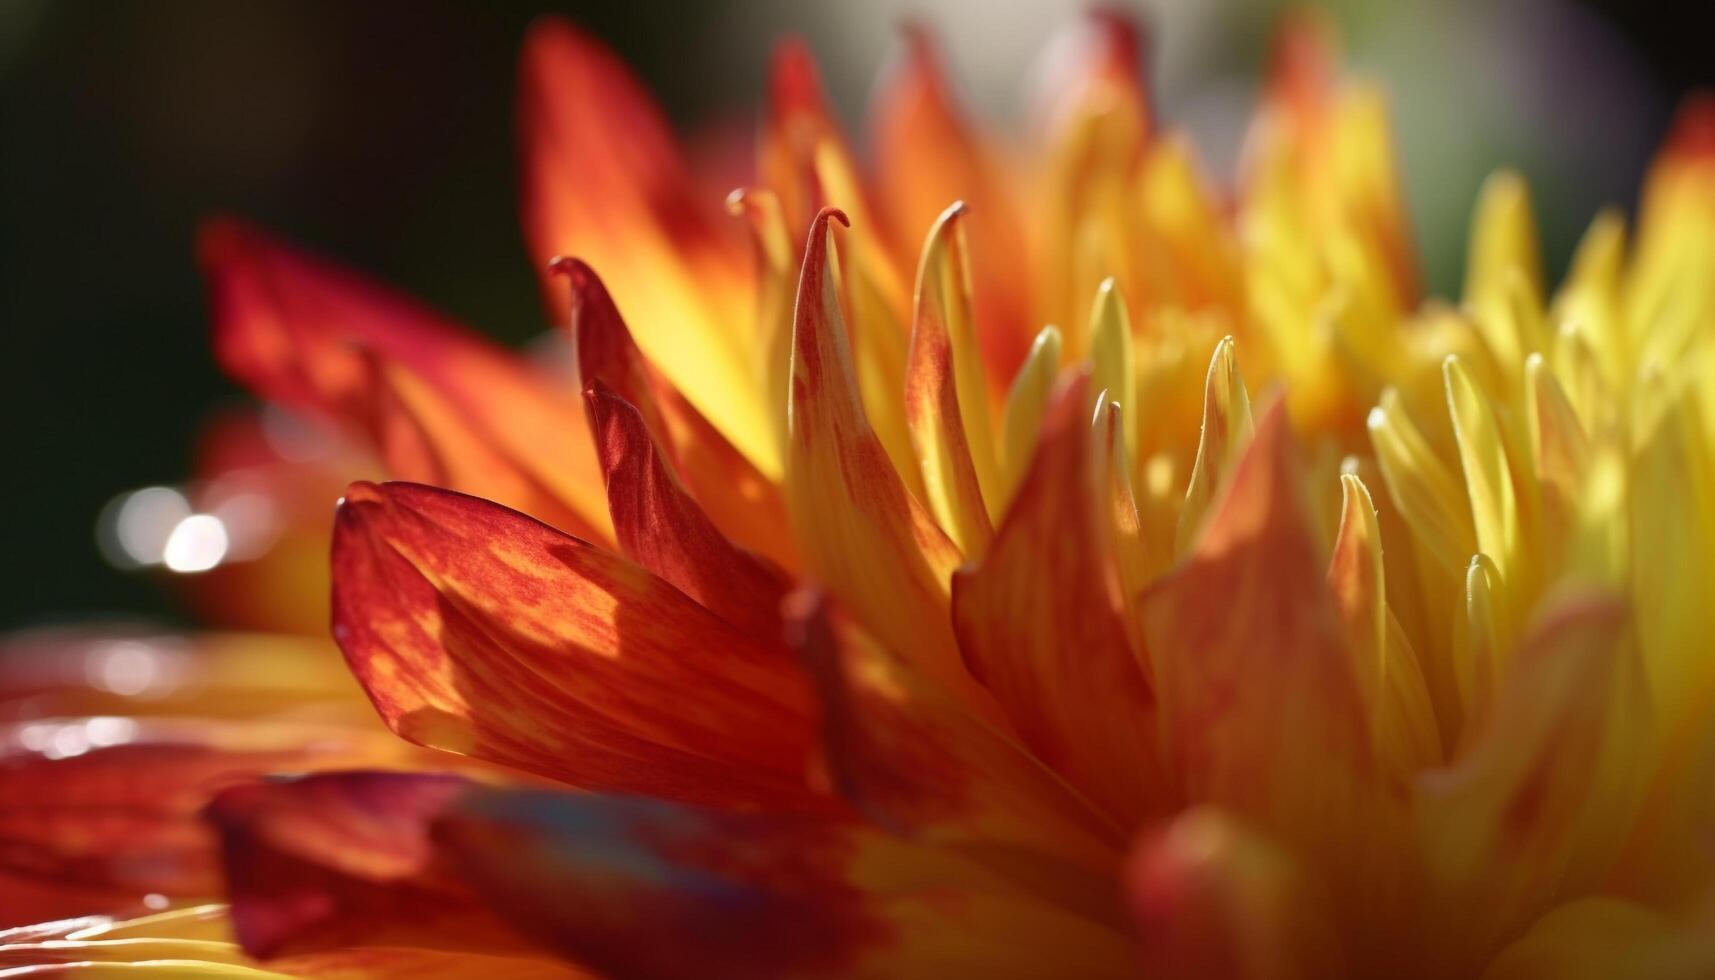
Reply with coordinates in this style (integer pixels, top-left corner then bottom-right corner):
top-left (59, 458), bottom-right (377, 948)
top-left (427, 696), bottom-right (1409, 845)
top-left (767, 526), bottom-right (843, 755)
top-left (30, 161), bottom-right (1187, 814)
top-left (1176, 336), bottom-right (1255, 554)
top-left (954, 372), bottom-right (1167, 824)
top-left (1127, 807), bottom-right (1343, 980)
top-left (434, 789), bottom-right (1136, 980)
top-left (998, 325), bottom-right (1064, 510)
top-left (330, 481), bottom-right (824, 811)
top-left (904, 202), bottom-right (999, 550)
top-left (198, 219), bottom-right (610, 542)
top-left (518, 19), bottom-right (771, 474)
top-left (1367, 387), bottom-right (1478, 573)
top-left (786, 589), bottom-right (1121, 873)
top-left (1087, 279), bottom-right (1137, 459)
top-left (783, 209), bottom-right (978, 707)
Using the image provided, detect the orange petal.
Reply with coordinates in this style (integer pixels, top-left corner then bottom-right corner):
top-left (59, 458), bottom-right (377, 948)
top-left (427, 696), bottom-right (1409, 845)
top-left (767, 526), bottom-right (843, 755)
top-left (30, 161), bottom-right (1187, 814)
top-left (953, 372), bottom-right (1167, 825)
top-left (198, 219), bottom-right (610, 542)
top-left (434, 789), bottom-right (1136, 980)
top-left (582, 382), bottom-right (790, 640)
top-left (1127, 808), bottom-right (1344, 980)
top-left (556, 259), bottom-right (796, 571)
top-left (519, 19), bottom-right (768, 473)
top-left (330, 481), bottom-right (825, 811)
top-left (869, 26), bottom-right (1035, 377)
top-left (783, 210), bottom-right (978, 708)
top-left (1140, 399), bottom-right (1395, 912)
top-left (786, 589), bottom-right (1121, 872)
top-left (904, 203), bottom-right (998, 551)
top-left (208, 771), bottom-right (529, 960)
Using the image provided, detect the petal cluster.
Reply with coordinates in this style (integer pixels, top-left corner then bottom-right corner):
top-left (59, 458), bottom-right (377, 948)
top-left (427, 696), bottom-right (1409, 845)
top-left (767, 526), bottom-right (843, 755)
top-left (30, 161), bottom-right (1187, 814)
top-left (8, 11), bottom-right (1715, 979)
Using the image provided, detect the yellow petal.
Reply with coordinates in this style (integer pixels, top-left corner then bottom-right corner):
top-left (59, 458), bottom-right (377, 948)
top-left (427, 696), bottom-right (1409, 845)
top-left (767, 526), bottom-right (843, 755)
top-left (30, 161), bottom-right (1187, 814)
top-left (905, 203), bottom-right (999, 551)
top-left (1177, 336), bottom-right (1254, 554)
top-left (998, 325), bottom-right (1064, 509)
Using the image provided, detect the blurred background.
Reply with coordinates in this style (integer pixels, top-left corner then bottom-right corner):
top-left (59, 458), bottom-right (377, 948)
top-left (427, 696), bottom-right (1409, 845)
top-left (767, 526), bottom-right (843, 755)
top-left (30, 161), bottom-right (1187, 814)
top-left (1, 0), bottom-right (1709, 630)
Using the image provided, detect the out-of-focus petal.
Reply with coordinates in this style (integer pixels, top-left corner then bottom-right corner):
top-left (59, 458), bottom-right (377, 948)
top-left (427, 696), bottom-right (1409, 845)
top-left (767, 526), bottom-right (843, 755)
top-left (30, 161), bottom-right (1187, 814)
top-left (786, 590), bottom-right (1121, 873)
top-left (905, 203), bottom-right (999, 549)
top-left (783, 210), bottom-right (981, 709)
top-left (869, 27), bottom-right (1035, 377)
top-left (433, 789), bottom-right (1136, 980)
top-left (517, 20), bottom-right (771, 474)
top-left (556, 258), bottom-right (795, 570)
top-left (1416, 591), bottom-right (1635, 965)
top-left (954, 373), bottom-right (1167, 825)
top-left (1482, 897), bottom-right (1715, 980)
top-left (582, 382), bottom-right (790, 640)
top-left (0, 902), bottom-right (583, 978)
top-left (208, 772), bottom-right (526, 959)
top-left (1127, 808), bottom-right (1343, 980)
top-left (198, 219), bottom-right (610, 542)
top-left (0, 719), bottom-right (446, 928)
top-left (330, 481), bottom-right (825, 811)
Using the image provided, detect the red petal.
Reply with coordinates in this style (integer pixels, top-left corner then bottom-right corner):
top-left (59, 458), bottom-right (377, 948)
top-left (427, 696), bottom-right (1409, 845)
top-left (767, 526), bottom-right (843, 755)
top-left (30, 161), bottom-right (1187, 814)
top-left (330, 481), bottom-right (826, 811)
top-left (583, 382), bottom-right (790, 640)
top-left (208, 771), bottom-right (531, 960)
top-left (953, 373), bottom-right (1167, 825)
top-left (558, 259), bottom-right (796, 571)
top-left (0, 719), bottom-right (442, 928)
top-left (434, 789), bottom-right (1136, 979)
top-left (198, 219), bottom-right (610, 541)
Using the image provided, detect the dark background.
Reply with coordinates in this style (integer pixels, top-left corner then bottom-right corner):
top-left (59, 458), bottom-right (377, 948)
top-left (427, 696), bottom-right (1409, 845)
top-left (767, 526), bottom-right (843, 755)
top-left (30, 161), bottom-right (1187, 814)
top-left (2, 0), bottom-right (1710, 629)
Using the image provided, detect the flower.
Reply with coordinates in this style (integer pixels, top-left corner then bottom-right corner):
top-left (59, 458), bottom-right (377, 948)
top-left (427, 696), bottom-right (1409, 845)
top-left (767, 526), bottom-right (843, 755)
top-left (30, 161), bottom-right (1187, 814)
top-left (7, 9), bottom-right (1715, 978)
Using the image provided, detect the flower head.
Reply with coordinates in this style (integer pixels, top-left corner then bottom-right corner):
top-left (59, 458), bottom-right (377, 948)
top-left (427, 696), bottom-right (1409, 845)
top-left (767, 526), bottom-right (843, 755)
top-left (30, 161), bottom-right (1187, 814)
top-left (7, 10), bottom-right (1715, 978)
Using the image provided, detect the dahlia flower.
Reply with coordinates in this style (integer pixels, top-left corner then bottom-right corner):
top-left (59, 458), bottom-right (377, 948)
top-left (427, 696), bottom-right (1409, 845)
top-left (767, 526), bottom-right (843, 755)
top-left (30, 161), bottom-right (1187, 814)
top-left (6, 10), bottom-right (1715, 978)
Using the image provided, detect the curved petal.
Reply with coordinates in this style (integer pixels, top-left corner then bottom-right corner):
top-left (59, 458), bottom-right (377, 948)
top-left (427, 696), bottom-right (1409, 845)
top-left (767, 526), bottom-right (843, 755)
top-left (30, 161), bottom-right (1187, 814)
top-left (582, 382), bottom-right (790, 640)
top-left (953, 372), bottom-right (1167, 825)
top-left (330, 481), bottom-right (825, 811)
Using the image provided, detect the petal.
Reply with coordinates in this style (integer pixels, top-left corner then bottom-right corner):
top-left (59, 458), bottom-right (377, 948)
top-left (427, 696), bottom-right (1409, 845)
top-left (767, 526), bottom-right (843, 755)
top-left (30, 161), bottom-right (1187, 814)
top-left (330, 481), bottom-right (824, 811)
top-left (206, 771), bottom-right (526, 959)
top-left (0, 904), bottom-right (581, 979)
top-left (868, 27), bottom-right (1035, 376)
top-left (582, 382), bottom-right (790, 640)
top-left (786, 590), bottom-right (1121, 872)
top-left (0, 719), bottom-right (441, 928)
top-left (556, 259), bottom-right (795, 571)
top-left (1416, 591), bottom-right (1635, 959)
top-left (198, 219), bottom-right (610, 542)
top-left (1176, 336), bottom-right (1254, 554)
top-left (996, 325), bottom-right (1063, 508)
top-left (904, 203), bottom-right (998, 550)
top-left (783, 210), bottom-right (977, 707)
top-left (1141, 399), bottom-right (1396, 907)
top-left (517, 20), bottom-right (770, 473)
top-left (433, 789), bottom-right (1136, 980)
top-left (1483, 897), bottom-right (1715, 980)
top-left (1127, 808), bottom-right (1344, 980)
top-left (953, 372), bottom-right (1167, 824)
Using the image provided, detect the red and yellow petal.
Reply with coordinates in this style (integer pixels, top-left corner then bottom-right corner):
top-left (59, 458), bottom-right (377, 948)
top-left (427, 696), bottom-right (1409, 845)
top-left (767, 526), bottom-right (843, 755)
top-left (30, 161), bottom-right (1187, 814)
top-left (330, 481), bottom-right (825, 811)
